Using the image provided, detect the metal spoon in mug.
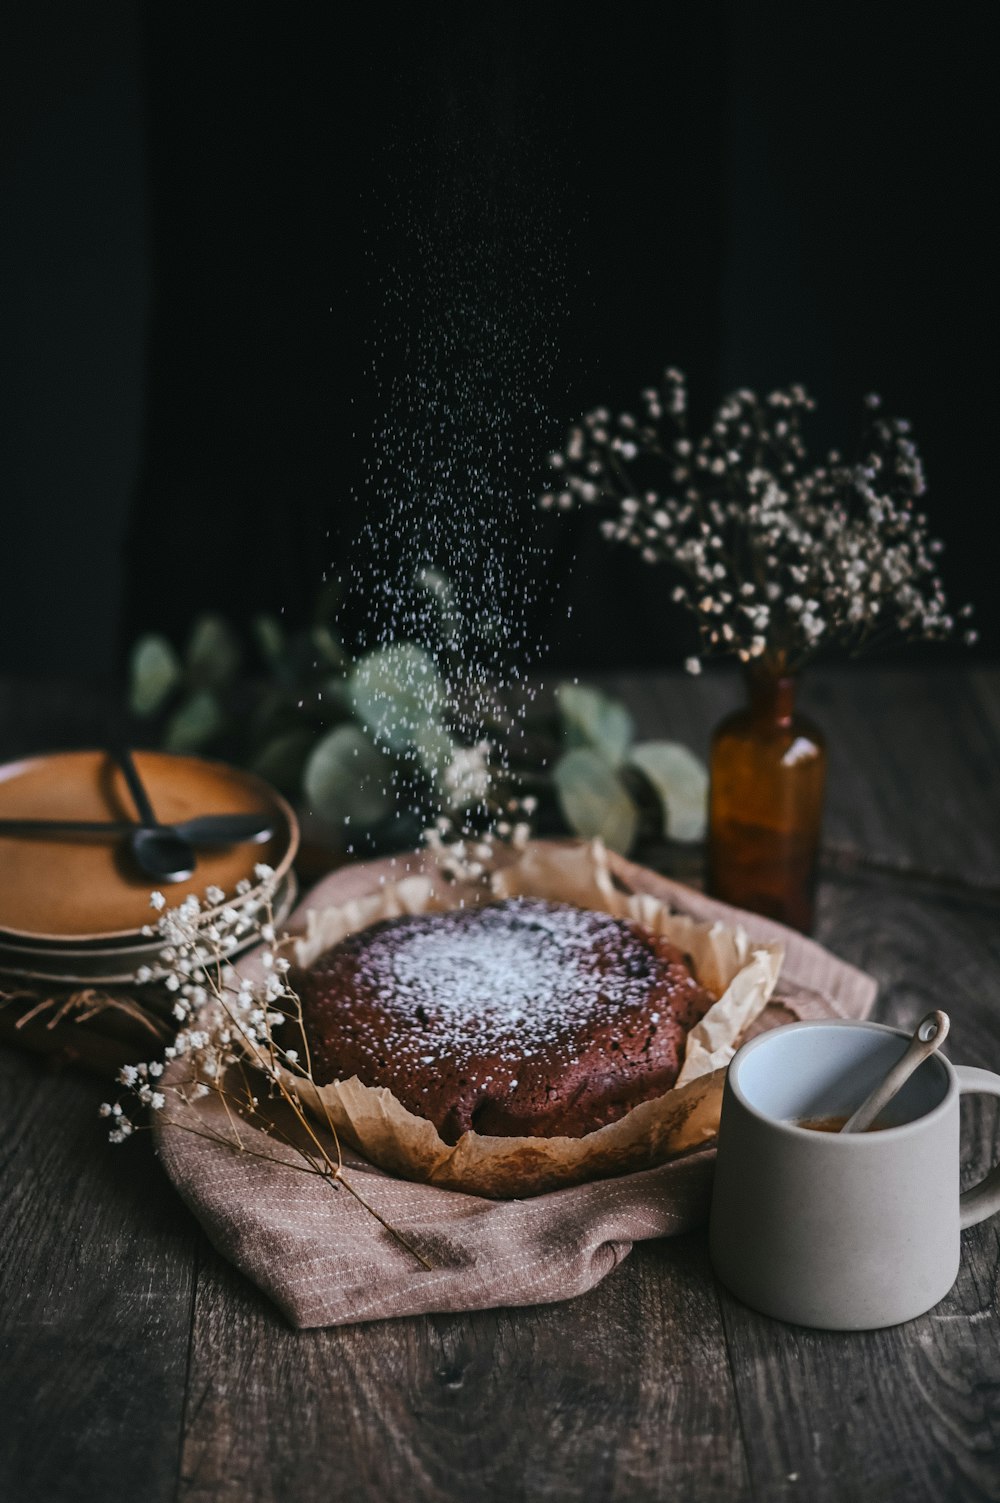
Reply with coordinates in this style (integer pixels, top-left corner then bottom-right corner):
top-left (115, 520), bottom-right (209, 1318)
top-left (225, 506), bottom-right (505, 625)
top-left (839, 1009), bottom-right (951, 1134)
top-left (114, 746), bottom-right (198, 883)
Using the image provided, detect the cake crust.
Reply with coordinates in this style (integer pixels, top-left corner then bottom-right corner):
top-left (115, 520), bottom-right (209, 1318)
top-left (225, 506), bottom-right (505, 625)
top-left (293, 897), bottom-right (714, 1145)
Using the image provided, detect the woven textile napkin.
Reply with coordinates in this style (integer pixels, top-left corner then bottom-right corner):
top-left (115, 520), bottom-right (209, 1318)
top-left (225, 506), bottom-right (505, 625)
top-left (154, 852), bottom-right (877, 1328)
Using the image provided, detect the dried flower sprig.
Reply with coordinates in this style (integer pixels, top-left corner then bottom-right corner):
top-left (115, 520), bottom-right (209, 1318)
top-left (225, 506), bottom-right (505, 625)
top-left (101, 871), bottom-right (431, 1268)
top-left (422, 805), bottom-right (535, 885)
top-left (541, 370), bottom-right (975, 673)
top-left (422, 746), bottom-right (538, 885)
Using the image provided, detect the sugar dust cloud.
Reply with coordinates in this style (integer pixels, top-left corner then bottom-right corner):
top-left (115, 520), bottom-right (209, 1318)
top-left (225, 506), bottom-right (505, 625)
top-left (345, 125), bottom-right (568, 782)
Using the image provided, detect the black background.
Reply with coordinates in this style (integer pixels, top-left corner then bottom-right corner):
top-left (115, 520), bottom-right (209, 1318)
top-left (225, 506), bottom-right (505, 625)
top-left (2, 3), bottom-right (996, 680)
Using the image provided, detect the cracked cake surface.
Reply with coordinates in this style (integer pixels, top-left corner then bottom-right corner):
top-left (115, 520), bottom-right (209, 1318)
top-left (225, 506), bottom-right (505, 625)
top-left (293, 897), bottom-right (714, 1144)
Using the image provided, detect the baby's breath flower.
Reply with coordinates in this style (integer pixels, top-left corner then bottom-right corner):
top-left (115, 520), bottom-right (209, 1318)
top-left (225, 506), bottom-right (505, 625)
top-left (443, 743), bottom-right (492, 808)
top-left (421, 773), bottom-right (538, 887)
top-left (541, 371), bottom-right (972, 669)
top-left (94, 881), bottom-right (444, 1266)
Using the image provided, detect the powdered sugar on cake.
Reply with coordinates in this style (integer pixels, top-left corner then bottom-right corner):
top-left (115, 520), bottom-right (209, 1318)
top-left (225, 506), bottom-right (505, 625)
top-left (294, 897), bottom-right (714, 1143)
top-left (366, 900), bottom-right (661, 1060)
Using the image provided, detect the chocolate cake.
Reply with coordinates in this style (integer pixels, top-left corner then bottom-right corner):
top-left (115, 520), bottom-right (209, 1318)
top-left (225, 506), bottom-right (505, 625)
top-left (293, 897), bottom-right (714, 1144)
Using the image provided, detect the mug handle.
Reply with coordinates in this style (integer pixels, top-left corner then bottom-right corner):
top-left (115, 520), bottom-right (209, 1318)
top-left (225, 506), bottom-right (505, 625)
top-left (956, 1066), bottom-right (1000, 1229)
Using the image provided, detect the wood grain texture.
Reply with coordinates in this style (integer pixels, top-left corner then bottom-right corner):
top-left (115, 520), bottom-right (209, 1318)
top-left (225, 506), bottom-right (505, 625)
top-left (177, 1229), bottom-right (750, 1503)
top-left (598, 665), bottom-right (1000, 888)
top-left (806, 668), bottom-right (1000, 889)
top-left (3, 669), bottom-right (1000, 1503)
top-left (716, 870), bottom-right (1000, 1503)
top-left (0, 1049), bottom-right (197, 1503)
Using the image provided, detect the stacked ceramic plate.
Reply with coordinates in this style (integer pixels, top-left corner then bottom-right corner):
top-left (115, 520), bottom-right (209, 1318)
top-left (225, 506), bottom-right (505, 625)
top-left (0, 751), bottom-right (299, 986)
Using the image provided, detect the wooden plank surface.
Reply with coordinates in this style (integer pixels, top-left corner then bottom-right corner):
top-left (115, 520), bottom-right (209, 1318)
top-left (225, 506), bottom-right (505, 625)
top-left (0, 1048), bottom-right (197, 1503)
top-left (2, 669), bottom-right (1000, 1503)
top-left (718, 868), bottom-right (1000, 1503)
top-left (177, 1233), bottom-right (751, 1503)
top-left (598, 664), bottom-right (1000, 889)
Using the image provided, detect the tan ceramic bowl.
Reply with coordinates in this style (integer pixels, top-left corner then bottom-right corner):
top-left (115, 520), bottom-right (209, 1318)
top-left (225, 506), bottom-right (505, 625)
top-left (0, 750), bottom-right (298, 943)
top-left (0, 874), bottom-right (298, 986)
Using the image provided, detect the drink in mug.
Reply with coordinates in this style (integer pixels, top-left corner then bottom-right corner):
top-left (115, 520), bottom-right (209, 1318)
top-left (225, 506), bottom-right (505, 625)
top-left (709, 1020), bottom-right (1000, 1329)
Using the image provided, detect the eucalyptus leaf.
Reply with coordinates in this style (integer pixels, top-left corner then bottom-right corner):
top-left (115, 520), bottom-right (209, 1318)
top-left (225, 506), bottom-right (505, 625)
top-left (556, 682), bottom-right (634, 766)
top-left (349, 643), bottom-right (446, 753)
top-left (415, 568), bottom-right (452, 612)
top-left (303, 724), bottom-right (393, 827)
top-left (129, 635), bottom-right (182, 717)
top-left (186, 614), bottom-right (242, 685)
top-left (251, 728), bottom-right (316, 797)
top-left (411, 719), bottom-right (457, 797)
top-left (628, 740), bottom-right (708, 843)
top-left (163, 689), bottom-right (226, 753)
top-left (311, 623), bottom-right (348, 670)
top-left (416, 567), bottom-right (463, 650)
top-left (553, 747), bottom-right (639, 854)
top-left (253, 613), bottom-right (285, 667)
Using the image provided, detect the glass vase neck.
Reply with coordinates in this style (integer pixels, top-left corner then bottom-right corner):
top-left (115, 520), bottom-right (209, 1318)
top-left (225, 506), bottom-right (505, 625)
top-left (745, 665), bottom-right (797, 727)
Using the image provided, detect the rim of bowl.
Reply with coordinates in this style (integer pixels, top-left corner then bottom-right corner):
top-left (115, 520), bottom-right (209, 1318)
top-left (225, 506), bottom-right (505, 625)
top-left (0, 750), bottom-right (299, 944)
top-left (0, 872), bottom-right (299, 984)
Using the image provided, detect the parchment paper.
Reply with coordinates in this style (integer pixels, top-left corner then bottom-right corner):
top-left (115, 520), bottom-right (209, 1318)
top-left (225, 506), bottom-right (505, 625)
top-left (287, 841), bottom-right (784, 1197)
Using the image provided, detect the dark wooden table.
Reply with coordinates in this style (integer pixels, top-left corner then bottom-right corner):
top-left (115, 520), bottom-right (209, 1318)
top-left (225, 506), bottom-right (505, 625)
top-left (3, 666), bottom-right (1000, 1503)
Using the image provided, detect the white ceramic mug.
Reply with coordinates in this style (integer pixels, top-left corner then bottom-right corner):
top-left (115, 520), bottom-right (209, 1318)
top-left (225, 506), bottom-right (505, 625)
top-left (709, 1020), bottom-right (1000, 1329)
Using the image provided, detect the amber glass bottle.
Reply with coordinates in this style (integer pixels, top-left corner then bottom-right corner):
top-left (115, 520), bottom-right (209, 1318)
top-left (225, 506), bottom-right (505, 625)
top-left (707, 667), bottom-right (827, 932)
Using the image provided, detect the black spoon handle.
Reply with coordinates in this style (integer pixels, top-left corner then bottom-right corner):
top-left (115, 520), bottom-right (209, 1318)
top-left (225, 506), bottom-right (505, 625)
top-left (115, 747), bottom-right (159, 827)
top-left (0, 819), bottom-right (136, 835)
top-left (178, 815), bottom-right (274, 845)
top-left (0, 814), bottom-right (274, 842)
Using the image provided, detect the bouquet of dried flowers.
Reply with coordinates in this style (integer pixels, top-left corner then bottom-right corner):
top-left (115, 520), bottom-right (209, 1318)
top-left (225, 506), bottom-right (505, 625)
top-left (541, 371), bottom-right (974, 673)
